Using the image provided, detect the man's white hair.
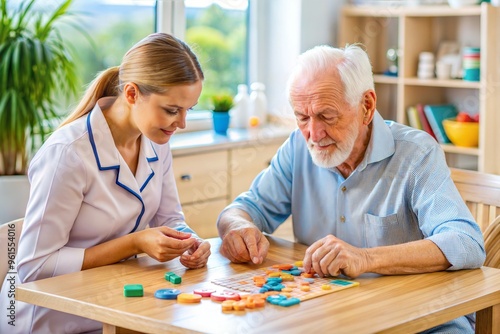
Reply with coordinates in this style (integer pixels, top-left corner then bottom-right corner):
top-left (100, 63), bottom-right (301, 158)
top-left (286, 44), bottom-right (374, 107)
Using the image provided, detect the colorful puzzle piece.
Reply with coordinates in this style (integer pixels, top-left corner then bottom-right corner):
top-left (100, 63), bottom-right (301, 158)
top-left (211, 290), bottom-right (241, 302)
top-left (266, 294), bottom-right (301, 307)
top-left (154, 288), bottom-right (182, 300)
top-left (123, 264), bottom-right (358, 314)
top-left (193, 288), bottom-right (216, 297)
top-left (211, 264), bottom-right (359, 304)
top-left (220, 294), bottom-right (266, 311)
top-left (177, 293), bottom-right (202, 303)
top-left (165, 271), bottom-right (182, 284)
top-left (123, 284), bottom-right (144, 297)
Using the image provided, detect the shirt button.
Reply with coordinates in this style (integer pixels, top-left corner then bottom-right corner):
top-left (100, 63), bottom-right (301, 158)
top-left (340, 216), bottom-right (345, 223)
top-left (341, 186), bottom-right (347, 192)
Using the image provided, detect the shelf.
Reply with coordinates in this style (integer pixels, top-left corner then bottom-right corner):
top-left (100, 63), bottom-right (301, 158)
top-left (403, 78), bottom-right (481, 88)
top-left (374, 74), bottom-right (399, 84)
top-left (339, 3), bottom-right (500, 174)
top-left (441, 144), bottom-right (479, 156)
top-left (375, 76), bottom-right (480, 89)
top-left (342, 4), bottom-right (482, 17)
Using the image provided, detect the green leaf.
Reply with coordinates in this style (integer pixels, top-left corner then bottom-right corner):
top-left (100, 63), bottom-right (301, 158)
top-left (0, 0), bottom-right (87, 174)
top-left (38, 0), bottom-right (73, 40)
top-left (15, 0), bottom-right (36, 32)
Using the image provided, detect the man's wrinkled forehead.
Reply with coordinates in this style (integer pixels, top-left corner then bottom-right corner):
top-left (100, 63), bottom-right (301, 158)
top-left (289, 69), bottom-right (344, 104)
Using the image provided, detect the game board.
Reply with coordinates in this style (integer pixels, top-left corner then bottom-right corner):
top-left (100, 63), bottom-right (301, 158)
top-left (211, 265), bottom-right (359, 302)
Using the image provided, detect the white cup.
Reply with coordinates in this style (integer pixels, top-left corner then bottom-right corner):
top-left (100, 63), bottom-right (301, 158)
top-left (418, 63), bottom-right (435, 72)
top-left (418, 71), bottom-right (434, 79)
top-left (419, 52), bottom-right (434, 63)
top-left (436, 61), bottom-right (452, 79)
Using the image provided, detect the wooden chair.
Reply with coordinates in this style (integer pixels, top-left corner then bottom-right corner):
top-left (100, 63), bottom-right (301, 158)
top-left (450, 168), bottom-right (500, 232)
top-left (450, 168), bottom-right (500, 270)
top-left (483, 215), bottom-right (500, 268)
top-left (0, 218), bottom-right (23, 292)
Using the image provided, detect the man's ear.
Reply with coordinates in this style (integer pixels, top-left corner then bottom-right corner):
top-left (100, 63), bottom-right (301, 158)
top-left (123, 83), bottom-right (140, 105)
top-left (362, 90), bottom-right (376, 125)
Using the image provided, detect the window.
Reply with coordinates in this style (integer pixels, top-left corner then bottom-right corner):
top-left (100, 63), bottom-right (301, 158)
top-left (67, 0), bottom-right (157, 93)
top-left (183, 0), bottom-right (249, 111)
top-left (61, 0), bottom-right (248, 119)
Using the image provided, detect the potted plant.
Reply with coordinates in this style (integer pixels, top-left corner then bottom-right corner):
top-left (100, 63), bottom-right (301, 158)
top-left (0, 0), bottom-right (82, 222)
top-left (211, 93), bottom-right (234, 135)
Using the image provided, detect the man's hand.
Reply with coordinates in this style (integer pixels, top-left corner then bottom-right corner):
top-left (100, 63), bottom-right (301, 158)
top-left (303, 234), bottom-right (370, 278)
top-left (220, 223), bottom-right (269, 264)
top-left (218, 208), bottom-right (270, 264)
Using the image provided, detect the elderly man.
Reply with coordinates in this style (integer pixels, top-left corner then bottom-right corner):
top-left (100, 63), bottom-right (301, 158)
top-left (217, 44), bottom-right (485, 333)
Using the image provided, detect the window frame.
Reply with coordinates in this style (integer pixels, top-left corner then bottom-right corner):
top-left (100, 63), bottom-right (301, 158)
top-left (156, 0), bottom-right (186, 39)
top-left (156, 0), bottom-right (250, 133)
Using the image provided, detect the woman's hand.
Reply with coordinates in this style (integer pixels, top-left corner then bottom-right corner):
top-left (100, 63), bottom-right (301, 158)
top-left (180, 239), bottom-right (211, 269)
top-left (134, 226), bottom-right (197, 262)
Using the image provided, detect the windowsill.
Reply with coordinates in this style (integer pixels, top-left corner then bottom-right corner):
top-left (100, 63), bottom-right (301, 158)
top-left (176, 111), bottom-right (213, 134)
top-left (177, 111), bottom-right (297, 134)
top-left (170, 122), bottom-right (296, 156)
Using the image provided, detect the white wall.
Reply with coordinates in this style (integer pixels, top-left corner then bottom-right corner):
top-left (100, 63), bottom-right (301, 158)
top-left (250, 0), bottom-right (346, 119)
top-left (300, 0), bottom-right (344, 52)
top-left (0, 176), bottom-right (30, 224)
top-left (249, 0), bottom-right (301, 119)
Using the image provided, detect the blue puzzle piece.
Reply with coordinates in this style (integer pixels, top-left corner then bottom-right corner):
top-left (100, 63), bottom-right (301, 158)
top-left (278, 297), bottom-right (301, 307)
top-left (266, 294), bottom-right (287, 305)
top-left (330, 279), bottom-right (354, 286)
top-left (154, 288), bottom-right (182, 300)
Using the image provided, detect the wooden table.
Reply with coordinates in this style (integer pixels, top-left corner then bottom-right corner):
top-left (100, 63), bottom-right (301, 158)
top-left (16, 237), bottom-right (500, 334)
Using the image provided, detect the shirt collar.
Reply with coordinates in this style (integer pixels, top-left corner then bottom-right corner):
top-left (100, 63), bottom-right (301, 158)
top-left (87, 102), bottom-right (120, 169)
top-left (87, 101), bottom-right (158, 169)
top-left (356, 110), bottom-right (395, 171)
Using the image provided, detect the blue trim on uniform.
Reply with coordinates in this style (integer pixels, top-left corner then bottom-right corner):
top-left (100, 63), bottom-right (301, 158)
top-left (139, 143), bottom-right (158, 192)
top-left (147, 143), bottom-right (159, 162)
top-left (87, 113), bottom-right (116, 171)
top-left (140, 172), bottom-right (155, 193)
top-left (87, 112), bottom-right (144, 233)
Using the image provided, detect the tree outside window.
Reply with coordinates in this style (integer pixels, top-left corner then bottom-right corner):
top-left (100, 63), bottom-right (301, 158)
top-left (185, 1), bottom-right (248, 110)
top-left (60, 0), bottom-right (248, 115)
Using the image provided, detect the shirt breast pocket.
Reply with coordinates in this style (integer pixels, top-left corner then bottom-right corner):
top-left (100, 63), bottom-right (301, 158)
top-left (363, 213), bottom-right (405, 248)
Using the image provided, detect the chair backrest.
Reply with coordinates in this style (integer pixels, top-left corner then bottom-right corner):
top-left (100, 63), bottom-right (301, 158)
top-left (483, 215), bottom-right (500, 268)
top-left (450, 168), bottom-right (500, 232)
top-left (0, 218), bottom-right (24, 292)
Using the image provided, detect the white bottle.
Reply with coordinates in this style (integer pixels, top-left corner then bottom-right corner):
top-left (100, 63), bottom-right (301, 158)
top-left (230, 84), bottom-right (249, 129)
top-left (249, 82), bottom-right (267, 127)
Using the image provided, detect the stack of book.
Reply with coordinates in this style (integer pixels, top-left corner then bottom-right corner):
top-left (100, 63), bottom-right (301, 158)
top-left (406, 103), bottom-right (458, 144)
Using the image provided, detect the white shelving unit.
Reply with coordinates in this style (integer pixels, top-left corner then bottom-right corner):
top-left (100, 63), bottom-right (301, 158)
top-left (339, 3), bottom-right (500, 174)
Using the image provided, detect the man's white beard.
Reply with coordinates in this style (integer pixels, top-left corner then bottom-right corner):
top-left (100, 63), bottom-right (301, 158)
top-left (307, 117), bottom-right (359, 169)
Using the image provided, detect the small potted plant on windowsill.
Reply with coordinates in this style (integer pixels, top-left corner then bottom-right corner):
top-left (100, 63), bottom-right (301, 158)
top-left (211, 93), bottom-right (234, 135)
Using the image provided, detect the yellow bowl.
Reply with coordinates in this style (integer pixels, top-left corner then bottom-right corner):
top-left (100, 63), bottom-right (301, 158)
top-left (442, 118), bottom-right (479, 147)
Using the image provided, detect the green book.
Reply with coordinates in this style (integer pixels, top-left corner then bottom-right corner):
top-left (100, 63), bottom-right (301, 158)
top-left (423, 104), bottom-right (458, 144)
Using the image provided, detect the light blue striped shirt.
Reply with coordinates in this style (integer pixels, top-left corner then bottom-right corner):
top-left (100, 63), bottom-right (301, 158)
top-left (223, 111), bottom-right (485, 332)
top-left (225, 111), bottom-right (485, 269)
